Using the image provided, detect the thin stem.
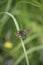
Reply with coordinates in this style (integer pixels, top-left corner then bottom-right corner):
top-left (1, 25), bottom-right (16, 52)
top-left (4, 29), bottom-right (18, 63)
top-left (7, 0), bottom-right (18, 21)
top-left (0, 12), bottom-right (29, 65)
top-left (21, 39), bottom-right (29, 65)
top-left (3, 12), bottom-right (20, 31)
top-left (14, 45), bottom-right (43, 65)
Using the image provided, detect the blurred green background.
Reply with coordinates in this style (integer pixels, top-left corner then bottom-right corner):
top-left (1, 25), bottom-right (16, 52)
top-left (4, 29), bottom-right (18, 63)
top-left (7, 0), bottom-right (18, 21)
top-left (0, 0), bottom-right (43, 65)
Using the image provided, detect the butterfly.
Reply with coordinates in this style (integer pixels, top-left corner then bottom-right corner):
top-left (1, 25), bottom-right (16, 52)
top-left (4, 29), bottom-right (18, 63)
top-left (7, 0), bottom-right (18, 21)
top-left (15, 29), bottom-right (31, 40)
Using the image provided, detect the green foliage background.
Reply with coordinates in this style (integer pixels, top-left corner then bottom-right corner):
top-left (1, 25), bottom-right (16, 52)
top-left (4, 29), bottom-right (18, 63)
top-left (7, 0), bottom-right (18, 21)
top-left (0, 0), bottom-right (43, 65)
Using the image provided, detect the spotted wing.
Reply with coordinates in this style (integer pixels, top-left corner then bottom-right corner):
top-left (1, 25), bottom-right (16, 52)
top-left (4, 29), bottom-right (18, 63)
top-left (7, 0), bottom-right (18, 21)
top-left (15, 32), bottom-right (23, 38)
top-left (23, 30), bottom-right (31, 34)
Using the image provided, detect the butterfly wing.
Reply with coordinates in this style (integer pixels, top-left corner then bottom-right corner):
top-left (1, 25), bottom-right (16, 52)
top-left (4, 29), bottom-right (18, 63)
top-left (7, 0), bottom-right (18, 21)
top-left (23, 30), bottom-right (31, 34)
top-left (15, 32), bottom-right (23, 38)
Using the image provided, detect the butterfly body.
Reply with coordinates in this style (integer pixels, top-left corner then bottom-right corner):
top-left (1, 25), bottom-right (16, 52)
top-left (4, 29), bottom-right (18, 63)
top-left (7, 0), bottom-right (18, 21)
top-left (15, 29), bottom-right (31, 40)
